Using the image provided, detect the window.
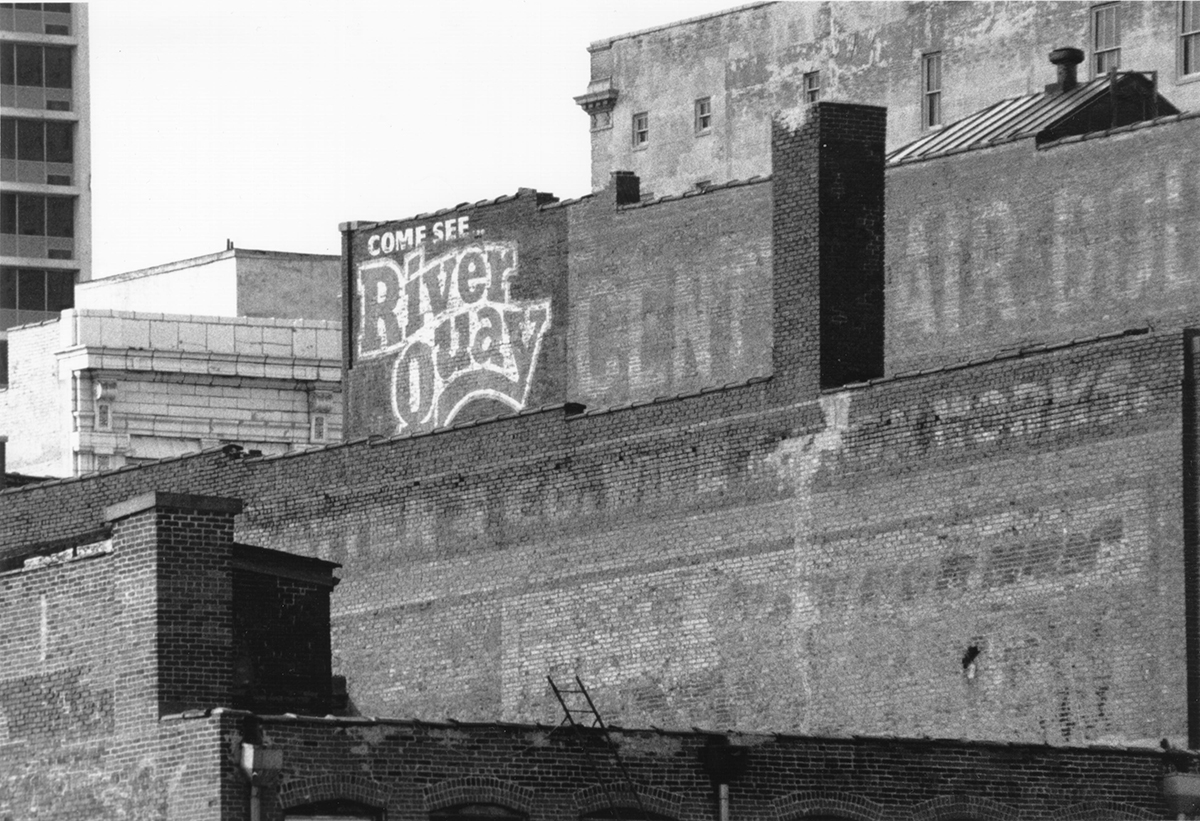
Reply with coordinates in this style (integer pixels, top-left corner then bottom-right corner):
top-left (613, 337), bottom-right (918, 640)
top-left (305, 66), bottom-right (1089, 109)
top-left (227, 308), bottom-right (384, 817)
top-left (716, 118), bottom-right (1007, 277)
top-left (922, 52), bottom-right (942, 129)
top-left (0, 267), bottom-right (75, 328)
top-left (0, 193), bottom-right (74, 237)
top-left (430, 803), bottom-right (525, 821)
top-left (694, 97), bottom-right (712, 134)
top-left (1182, 1), bottom-right (1200, 76)
top-left (0, 43), bottom-right (71, 88)
top-left (1093, 4), bottom-right (1121, 75)
top-left (803, 70), bottom-right (821, 103)
top-left (631, 112), bottom-right (649, 148)
top-left (285, 798), bottom-right (381, 820)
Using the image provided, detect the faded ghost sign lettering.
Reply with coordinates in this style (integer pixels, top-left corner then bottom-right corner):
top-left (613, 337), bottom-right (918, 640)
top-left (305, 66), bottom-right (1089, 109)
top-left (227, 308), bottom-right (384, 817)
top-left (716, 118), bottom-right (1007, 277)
top-left (357, 240), bottom-right (550, 434)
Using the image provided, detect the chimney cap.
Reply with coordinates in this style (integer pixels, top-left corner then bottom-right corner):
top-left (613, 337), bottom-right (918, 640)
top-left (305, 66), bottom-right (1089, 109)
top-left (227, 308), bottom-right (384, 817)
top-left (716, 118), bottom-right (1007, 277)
top-left (1049, 47), bottom-right (1084, 67)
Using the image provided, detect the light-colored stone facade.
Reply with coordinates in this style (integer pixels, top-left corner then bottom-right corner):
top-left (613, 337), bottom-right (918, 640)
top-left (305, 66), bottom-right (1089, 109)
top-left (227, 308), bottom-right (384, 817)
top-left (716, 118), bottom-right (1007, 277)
top-left (582, 1), bottom-right (1200, 197)
top-left (0, 309), bottom-right (341, 477)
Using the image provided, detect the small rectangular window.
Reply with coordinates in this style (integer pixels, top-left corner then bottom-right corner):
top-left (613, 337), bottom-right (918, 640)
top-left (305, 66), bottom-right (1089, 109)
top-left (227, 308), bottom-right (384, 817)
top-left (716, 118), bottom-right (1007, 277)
top-left (1182, 1), bottom-right (1200, 76)
top-left (922, 52), bottom-right (942, 129)
top-left (804, 70), bottom-right (821, 103)
top-left (17, 118), bottom-right (44, 162)
top-left (17, 194), bottom-right (44, 236)
top-left (632, 111), bottom-right (649, 148)
top-left (0, 193), bottom-right (16, 235)
top-left (43, 46), bottom-right (70, 89)
top-left (0, 118), bottom-right (14, 160)
top-left (0, 268), bottom-right (15, 310)
top-left (16, 268), bottom-right (44, 310)
top-left (45, 196), bottom-right (72, 237)
top-left (14, 44), bottom-right (43, 86)
top-left (1093, 4), bottom-right (1121, 75)
top-left (0, 43), bottom-right (14, 86)
top-left (45, 120), bottom-right (71, 163)
top-left (694, 97), bottom-right (712, 134)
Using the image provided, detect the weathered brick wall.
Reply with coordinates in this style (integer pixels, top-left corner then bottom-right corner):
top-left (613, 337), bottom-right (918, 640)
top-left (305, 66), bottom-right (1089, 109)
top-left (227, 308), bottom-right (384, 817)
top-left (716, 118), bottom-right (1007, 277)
top-left (0, 495), bottom-right (239, 820)
top-left (231, 549), bottom-right (334, 715)
top-left (194, 714), bottom-right (1175, 821)
top-left (566, 178), bottom-right (773, 409)
top-left (0, 330), bottom-right (1184, 747)
top-left (886, 114), bottom-right (1200, 375)
top-left (345, 191), bottom-right (568, 438)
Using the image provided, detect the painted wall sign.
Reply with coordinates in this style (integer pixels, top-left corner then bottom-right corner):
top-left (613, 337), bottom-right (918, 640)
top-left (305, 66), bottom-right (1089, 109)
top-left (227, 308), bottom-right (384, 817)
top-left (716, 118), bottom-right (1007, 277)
top-left (357, 240), bottom-right (550, 434)
top-left (367, 216), bottom-right (470, 256)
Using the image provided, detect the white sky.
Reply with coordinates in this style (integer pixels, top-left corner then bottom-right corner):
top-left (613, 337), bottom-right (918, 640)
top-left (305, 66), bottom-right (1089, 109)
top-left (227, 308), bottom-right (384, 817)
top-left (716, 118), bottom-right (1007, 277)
top-left (88, 1), bottom-right (741, 277)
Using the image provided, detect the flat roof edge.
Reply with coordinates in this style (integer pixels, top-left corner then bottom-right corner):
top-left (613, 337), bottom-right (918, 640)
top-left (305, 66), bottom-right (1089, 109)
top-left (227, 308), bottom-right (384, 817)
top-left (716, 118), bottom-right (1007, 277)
top-left (587, 2), bottom-right (776, 51)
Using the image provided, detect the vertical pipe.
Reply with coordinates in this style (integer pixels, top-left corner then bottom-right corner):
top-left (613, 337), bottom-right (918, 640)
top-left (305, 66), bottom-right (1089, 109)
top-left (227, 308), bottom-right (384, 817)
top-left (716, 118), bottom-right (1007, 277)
top-left (250, 783), bottom-right (261, 821)
top-left (718, 783), bottom-right (729, 821)
top-left (1184, 331), bottom-right (1200, 749)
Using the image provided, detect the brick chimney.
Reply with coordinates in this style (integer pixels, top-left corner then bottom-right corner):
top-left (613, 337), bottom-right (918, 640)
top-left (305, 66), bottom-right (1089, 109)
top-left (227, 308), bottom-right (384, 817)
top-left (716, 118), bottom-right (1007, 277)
top-left (771, 102), bottom-right (887, 399)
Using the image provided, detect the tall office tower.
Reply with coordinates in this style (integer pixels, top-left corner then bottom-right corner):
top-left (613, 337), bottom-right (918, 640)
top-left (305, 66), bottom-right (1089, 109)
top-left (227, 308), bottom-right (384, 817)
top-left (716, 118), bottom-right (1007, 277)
top-left (0, 2), bottom-right (89, 373)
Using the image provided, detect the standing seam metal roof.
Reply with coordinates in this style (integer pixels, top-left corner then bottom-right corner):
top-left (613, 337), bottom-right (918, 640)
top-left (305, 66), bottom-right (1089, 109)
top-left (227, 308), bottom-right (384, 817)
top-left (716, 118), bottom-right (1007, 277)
top-left (886, 73), bottom-right (1171, 164)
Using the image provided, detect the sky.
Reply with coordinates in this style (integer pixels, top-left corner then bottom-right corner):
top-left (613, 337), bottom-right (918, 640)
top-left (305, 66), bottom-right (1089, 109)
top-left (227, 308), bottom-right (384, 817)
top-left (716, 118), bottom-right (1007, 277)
top-left (87, 1), bottom-right (742, 277)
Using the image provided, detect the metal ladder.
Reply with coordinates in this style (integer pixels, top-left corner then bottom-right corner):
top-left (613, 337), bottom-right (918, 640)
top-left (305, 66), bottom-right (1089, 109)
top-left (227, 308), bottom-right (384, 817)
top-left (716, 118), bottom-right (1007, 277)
top-left (548, 675), bottom-right (648, 819)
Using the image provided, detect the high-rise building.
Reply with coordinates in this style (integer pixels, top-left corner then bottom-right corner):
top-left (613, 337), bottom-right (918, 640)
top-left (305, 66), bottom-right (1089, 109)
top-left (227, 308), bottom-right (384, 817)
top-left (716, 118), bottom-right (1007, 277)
top-left (0, 2), bottom-right (89, 378)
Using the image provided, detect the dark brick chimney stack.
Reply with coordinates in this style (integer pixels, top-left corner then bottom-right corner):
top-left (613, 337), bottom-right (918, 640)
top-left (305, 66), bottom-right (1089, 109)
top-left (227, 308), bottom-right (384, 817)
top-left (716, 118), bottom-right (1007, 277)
top-left (611, 170), bottom-right (640, 206)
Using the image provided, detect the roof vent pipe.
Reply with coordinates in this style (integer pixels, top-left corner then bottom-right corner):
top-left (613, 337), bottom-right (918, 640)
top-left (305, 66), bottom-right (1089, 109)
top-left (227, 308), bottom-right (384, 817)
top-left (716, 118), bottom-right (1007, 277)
top-left (1048, 47), bottom-right (1084, 94)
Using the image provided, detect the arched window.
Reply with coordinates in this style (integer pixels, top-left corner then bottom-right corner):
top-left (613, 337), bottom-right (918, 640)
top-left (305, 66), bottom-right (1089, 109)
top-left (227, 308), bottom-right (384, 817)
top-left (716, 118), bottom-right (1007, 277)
top-left (581, 808), bottom-right (676, 821)
top-left (284, 798), bottom-right (382, 820)
top-left (430, 804), bottom-right (527, 821)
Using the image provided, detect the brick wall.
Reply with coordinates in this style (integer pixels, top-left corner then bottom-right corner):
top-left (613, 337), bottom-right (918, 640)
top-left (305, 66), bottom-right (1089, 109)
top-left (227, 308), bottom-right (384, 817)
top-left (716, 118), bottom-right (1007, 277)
top-left (345, 191), bottom-right (568, 438)
top-left (886, 114), bottom-right (1200, 375)
top-left (231, 545), bottom-right (336, 715)
top-left (0, 492), bottom-right (336, 820)
top-left (0, 329), bottom-right (1185, 747)
top-left (566, 177), bottom-right (773, 409)
top-left (193, 713), bottom-right (1176, 821)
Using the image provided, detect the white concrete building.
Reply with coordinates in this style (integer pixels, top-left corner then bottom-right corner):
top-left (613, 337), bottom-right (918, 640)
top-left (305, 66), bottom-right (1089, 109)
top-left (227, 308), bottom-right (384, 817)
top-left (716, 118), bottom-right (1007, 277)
top-left (0, 247), bottom-right (344, 478)
top-left (0, 308), bottom-right (341, 477)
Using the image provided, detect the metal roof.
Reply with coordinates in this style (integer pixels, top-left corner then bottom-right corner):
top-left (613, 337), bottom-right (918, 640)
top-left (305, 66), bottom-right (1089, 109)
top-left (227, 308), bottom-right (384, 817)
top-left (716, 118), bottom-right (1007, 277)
top-left (887, 72), bottom-right (1176, 165)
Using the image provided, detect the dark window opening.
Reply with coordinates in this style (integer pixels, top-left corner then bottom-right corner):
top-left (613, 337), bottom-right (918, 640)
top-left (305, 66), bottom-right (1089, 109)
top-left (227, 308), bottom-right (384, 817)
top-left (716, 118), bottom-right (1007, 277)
top-left (0, 193), bottom-right (16, 234)
top-left (17, 118), bottom-right (44, 161)
top-left (0, 119), bottom-right (13, 159)
top-left (284, 798), bottom-right (382, 819)
top-left (14, 44), bottom-right (43, 86)
top-left (46, 120), bottom-right (72, 163)
top-left (0, 43), bottom-right (14, 86)
top-left (17, 194), bottom-right (43, 235)
top-left (431, 803), bottom-right (527, 821)
top-left (43, 46), bottom-right (70, 88)
top-left (581, 809), bottom-right (676, 821)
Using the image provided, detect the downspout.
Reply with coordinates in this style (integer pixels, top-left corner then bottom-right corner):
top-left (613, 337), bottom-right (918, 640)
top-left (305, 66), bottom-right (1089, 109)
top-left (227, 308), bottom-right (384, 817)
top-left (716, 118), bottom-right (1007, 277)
top-left (339, 222), bottom-right (357, 435)
top-left (1183, 331), bottom-right (1200, 749)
